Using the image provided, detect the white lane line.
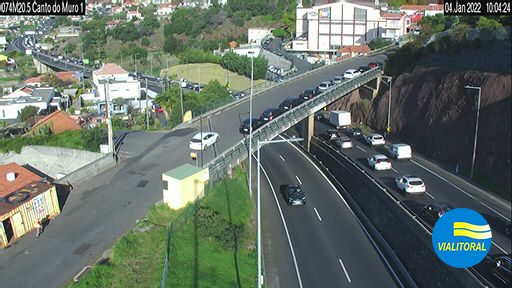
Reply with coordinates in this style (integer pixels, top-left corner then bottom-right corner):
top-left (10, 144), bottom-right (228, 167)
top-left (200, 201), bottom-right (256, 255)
top-left (411, 159), bottom-right (476, 200)
top-left (338, 258), bottom-right (352, 283)
top-left (425, 192), bottom-right (436, 200)
top-left (391, 167), bottom-right (399, 173)
top-left (313, 207), bottom-right (323, 222)
top-left (480, 202), bottom-right (510, 222)
top-left (279, 154), bottom-right (286, 162)
top-left (356, 146), bottom-right (366, 152)
top-left (296, 175), bottom-right (303, 185)
top-left (493, 242), bottom-right (508, 254)
top-left (258, 158), bottom-right (304, 288)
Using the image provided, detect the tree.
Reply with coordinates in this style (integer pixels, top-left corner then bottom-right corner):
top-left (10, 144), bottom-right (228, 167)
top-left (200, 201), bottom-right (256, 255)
top-left (198, 79), bottom-right (230, 104)
top-left (164, 34), bottom-right (180, 54)
top-left (476, 16), bottom-right (505, 39)
top-left (141, 37), bottom-right (151, 47)
top-left (41, 73), bottom-right (60, 87)
top-left (18, 106), bottom-right (39, 123)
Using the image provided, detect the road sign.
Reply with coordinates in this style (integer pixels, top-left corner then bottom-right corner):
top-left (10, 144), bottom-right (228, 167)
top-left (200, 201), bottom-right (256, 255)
top-left (386, 127), bottom-right (391, 134)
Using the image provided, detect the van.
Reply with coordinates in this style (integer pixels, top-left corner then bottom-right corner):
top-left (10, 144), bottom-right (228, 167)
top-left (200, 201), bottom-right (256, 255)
top-left (389, 144), bottom-right (412, 160)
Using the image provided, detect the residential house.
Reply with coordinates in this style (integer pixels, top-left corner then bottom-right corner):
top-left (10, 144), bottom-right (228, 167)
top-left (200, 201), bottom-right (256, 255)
top-left (126, 10), bottom-right (143, 21)
top-left (156, 3), bottom-right (175, 17)
top-left (380, 12), bottom-right (411, 41)
top-left (0, 87), bottom-right (59, 121)
top-left (400, 4), bottom-right (427, 24)
top-left (24, 72), bottom-right (80, 88)
top-left (30, 110), bottom-right (80, 135)
top-left (424, 4), bottom-right (444, 17)
top-left (91, 63), bottom-right (141, 102)
top-left (248, 28), bottom-right (272, 44)
top-left (0, 163), bottom-right (61, 248)
top-left (106, 19), bottom-right (120, 29)
top-left (336, 44), bottom-right (371, 60)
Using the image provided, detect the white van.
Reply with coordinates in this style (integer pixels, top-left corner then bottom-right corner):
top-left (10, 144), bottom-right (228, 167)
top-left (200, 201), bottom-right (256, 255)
top-left (389, 144), bottom-right (412, 160)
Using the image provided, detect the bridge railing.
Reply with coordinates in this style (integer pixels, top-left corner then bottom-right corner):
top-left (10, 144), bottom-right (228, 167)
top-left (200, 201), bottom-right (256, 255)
top-left (207, 68), bottom-right (382, 180)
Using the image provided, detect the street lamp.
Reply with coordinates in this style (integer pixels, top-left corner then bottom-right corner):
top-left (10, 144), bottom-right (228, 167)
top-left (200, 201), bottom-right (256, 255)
top-left (381, 75), bottom-right (392, 135)
top-left (256, 137), bottom-right (304, 288)
top-left (464, 85), bottom-right (482, 179)
top-left (101, 77), bottom-right (115, 155)
top-left (248, 50), bottom-right (255, 196)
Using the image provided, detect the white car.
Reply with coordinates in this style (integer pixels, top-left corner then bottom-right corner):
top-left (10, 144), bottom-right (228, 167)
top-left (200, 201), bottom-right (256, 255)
top-left (318, 81), bottom-right (332, 91)
top-left (367, 154), bottom-right (392, 171)
top-left (335, 136), bottom-right (353, 149)
top-left (389, 144), bottom-right (412, 160)
top-left (395, 175), bottom-right (426, 194)
top-left (343, 69), bottom-right (362, 79)
top-left (189, 132), bottom-right (219, 150)
top-left (332, 75), bottom-right (344, 84)
top-left (366, 134), bottom-right (386, 146)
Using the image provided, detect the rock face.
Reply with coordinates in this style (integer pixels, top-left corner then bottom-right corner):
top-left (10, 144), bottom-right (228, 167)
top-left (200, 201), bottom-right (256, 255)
top-left (330, 67), bottom-right (511, 194)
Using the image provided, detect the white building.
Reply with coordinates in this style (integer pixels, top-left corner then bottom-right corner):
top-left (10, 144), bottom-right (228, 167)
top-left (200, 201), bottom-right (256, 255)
top-left (157, 3), bottom-right (175, 16)
top-left (126, 11), bottom-right (143, 21)
top-left (0, 87), bottom-right (58, 121)
top-left (248, 28), bottom-right (272, 44)
top-left (424, 4), bottom-right (444, 17)
top-left (232, 44), bottom-right (261, 58)
top-left (92, 63), bottom-right (141, 103)
top-left (380, 12), bottom-right (411, 40)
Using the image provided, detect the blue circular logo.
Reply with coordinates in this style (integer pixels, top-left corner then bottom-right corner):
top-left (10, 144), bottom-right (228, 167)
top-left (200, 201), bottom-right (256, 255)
top-left (432, 208), bottom-right (492, 268)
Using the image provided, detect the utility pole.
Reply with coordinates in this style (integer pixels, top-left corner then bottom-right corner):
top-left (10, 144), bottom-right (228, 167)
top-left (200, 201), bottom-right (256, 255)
top-left (248, 51), bottom-right (254, 196)
top-left (150, 55), bottom-right (153, 76)
top-left (180, 85), bottom-right (184, 123)
top-left (103, 79), bottom-right (114, 155)
top-left (146, 78), bottom-right (149, 130)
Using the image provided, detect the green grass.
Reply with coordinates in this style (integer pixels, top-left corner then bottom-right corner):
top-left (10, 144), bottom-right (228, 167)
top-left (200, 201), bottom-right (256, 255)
top-left (69, 167), bottom-right (256, 287)
top-left (0, 76), bottom-right (20, 83)
top-left (161, 63), bottom-right (266, 92)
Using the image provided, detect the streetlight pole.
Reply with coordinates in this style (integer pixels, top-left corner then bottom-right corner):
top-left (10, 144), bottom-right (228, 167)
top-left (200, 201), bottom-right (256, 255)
top-left (102, 78), bottom-right (114, 155)
top-left (256, 138), bottom-right (303, 288)
top-left (382, 75), bottom-right (392, 134)
top-left (248, 50), bottom-right (254, 196)
top-left (464, 85), bottom-right (481, 179)
top-left (180, 85), bottom-right (184, 123)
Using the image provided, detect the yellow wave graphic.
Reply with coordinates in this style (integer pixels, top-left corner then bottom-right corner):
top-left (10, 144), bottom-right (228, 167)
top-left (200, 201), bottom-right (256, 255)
top-left (453, 229), bottom-right (492, 239)
top-left (453, 222), bottom-right (490, 232)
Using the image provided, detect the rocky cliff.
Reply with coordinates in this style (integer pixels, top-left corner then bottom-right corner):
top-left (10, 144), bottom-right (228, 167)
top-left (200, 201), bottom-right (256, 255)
top-left (330, 67), bottom-right (511, 197)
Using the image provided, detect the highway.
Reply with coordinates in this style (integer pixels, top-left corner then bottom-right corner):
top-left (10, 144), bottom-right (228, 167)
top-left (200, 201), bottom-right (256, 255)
top-left (259, 141), bottom-right (399, 287)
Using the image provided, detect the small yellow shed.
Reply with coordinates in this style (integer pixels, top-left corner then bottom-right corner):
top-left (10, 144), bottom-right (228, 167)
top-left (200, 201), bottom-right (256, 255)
top-left (162, 164), bottom-right (209, 210)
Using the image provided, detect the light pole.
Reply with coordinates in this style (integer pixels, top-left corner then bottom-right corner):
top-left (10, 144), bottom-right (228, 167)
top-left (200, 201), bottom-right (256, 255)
top-left (464, 85), bottom-right (481, 179)
top-left (382, 75), bottom-right (392, 134)
top-left (248, 50), bottom-right (254, 196)
top-left (180, 84), bottom-right (184, 123)
top-left (256, 138), bottom-right (303, 288)
top-left (101, 77), bottom-right (115, 155)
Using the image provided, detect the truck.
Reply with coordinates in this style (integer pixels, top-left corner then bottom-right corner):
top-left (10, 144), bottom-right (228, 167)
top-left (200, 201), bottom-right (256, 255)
top-left (25, 49), bottom-right (32, 55)
top-left (329, 110), bottom-right (351, 129)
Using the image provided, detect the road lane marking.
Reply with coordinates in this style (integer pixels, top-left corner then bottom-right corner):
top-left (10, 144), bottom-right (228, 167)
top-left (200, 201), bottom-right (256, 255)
top-left (356, 146), bottom-right (366, 152)
top-left (257, 157), bottom-right (304, 288)
top-left (391, 167), bottom-right (399, 173)
top-left (313, 207), bottom-right (322, 222)
top-left (338, 258), bottom-right (352, 283)
top-left (425, 192), bottom-right (436, 199)
top-left (411, 160), bottom-right (476, 200)
top-left (296, 176), bottom-right (302, 185)
top-left (279, 154), bottom-right (286, 162)
top-left (480, 201), bottom-right (510, 222)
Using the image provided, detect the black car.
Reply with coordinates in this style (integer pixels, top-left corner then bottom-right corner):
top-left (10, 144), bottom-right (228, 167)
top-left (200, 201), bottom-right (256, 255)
top-left (239, 118), bottom-right (265, 134)
top-left (358, 65), bottom-right (370, 73)
top-left (260, 108), bottom-right (284, 122)
top-left (493, 255), bottom-right (511, 286)
top-left (299, 88), bottom-right (321, 101)
top-left (346, 127), bottom-right (363, 138)
top-left (279, 96), bottom-right (304, 110)
top-left (322, 129), bottom-right (341, 142)
top-left (281, 184), bottom-right (306, 205)
top-left (423, 202), bottom-right (455, 224)
top-left (314, 111), bottom-right (327, 121)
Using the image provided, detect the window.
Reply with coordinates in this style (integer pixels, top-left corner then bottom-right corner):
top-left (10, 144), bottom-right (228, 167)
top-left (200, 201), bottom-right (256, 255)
top-left (355, 8), bottom-right (366, 21)
top-left (163, 180), bottom-right (168, 190)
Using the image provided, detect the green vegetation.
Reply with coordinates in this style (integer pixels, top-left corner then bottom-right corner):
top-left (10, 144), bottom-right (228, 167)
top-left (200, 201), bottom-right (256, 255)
top-left (220, 51), bottom-right (268, 80)
top-left (0, 127), bottom-right (103, 153)
top-left (368, 38), bottom-right (393, 50)
top-left (18, 106), bottom-right (40, 123)
top-left (69, 167), bottom-right (256, 288)
top-left (178, 48), bottom-right (221, 64)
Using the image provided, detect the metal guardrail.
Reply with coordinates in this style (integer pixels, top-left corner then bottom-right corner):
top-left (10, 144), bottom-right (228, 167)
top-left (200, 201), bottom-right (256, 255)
top-left (206, 68), bottom-right (382, 180)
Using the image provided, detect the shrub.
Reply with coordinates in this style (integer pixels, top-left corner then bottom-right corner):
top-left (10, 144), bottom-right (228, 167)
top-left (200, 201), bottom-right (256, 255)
top-left (368, 38), bottom-right (392, 50)
top-left (194, 207), bottom-right (245, 249)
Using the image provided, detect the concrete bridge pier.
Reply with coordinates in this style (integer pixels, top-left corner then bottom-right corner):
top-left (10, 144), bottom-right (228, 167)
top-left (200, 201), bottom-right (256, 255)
top-left (33, 58), bottom-right (52, 74)
top-left (301, 114), bottom-right (315, 151)
top-left (360, 74), bottom-right (381, 100)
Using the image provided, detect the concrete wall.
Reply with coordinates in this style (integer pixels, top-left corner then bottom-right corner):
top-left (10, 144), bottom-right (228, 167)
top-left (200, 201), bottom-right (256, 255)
top-left (54, 153), bottom-right (116, 185)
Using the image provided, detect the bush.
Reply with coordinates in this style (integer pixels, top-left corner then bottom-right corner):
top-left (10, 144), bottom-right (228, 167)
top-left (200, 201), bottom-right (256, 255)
top-left (220, 51), bottom-right (267, 80)
top-left (368, 38), bottom-right (392, 50)
top-left (178, 48), bottom-right (221, 64)
top-left (194, 207), bottom-right (245, 249)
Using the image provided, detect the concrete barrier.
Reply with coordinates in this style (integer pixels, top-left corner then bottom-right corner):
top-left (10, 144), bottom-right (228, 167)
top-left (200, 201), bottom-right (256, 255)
top-left (54, 153), bottom-right (117, 185)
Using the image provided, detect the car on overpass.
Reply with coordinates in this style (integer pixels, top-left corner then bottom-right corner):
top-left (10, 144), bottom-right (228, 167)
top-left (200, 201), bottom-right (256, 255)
top-left (395, 175), bottom-right (426, 194)
top-left (423, 202), bottom-right (454, 224)
top-left (239, 118), bottom-right (265, 134)
top-left (279, 96), bottom-right (304, 110)
top-left (343, 69), bottom-right (361, 79)
top-left (299, 88), bottom-right (321, 100)
top-left (368, 154), bottom-right (392, 171)
top-left (317, 81), bottom-right (332, 91)
top-left (259, 108), bottom-right (284, 122)
top-left (189, 132), bottom-right (219, 151)
top-left (280, 184), bottom-right (306, 205)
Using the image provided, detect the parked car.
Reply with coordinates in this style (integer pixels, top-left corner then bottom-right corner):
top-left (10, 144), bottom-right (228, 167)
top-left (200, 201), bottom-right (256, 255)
top-left (335, 136), bottom-right (353, 149)
top-left (346, 127), bottom-right (363, 138)
top-left (423, 202), bottom-right (455, 224)
top-left (189, 132), bottom-right (219, 150)
top-left (493, 255), bottom-right (511, 286)
top-left (366, 134), bottom-right (386, 146)
top-left (322, 129), bottom-right (341, 142)
top-left (389, 144), bottom-right (412, 160)
top-left (358, 65), bottom-right (370, 73)
top-left (333, 75), bottom-right (344, 84)
top-left (368, 154), bottom-right (392, 171)
top-left (395, 175), bottom-right (426, 194)
top-left (343, 69), bottom-right (361, 79)
top-left (239, 118), bottom-right (265, 134)
top-left (368, 62), bottom-right (379, 69)
top-left (231, 91), bottom-right (245, 100)
top-left (318, 81), bottom-right (332, 91)
top-left (279, 96), bottom-right (304, 110)
top-left (260, 108), bottom-right (283, 122)
top-left (281, 184), bottom-right (306, 205)
top-left (299, 88), bottom-right (321, 100)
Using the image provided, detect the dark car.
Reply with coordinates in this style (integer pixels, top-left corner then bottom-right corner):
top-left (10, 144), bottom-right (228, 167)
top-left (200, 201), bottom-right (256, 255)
top-left (423, 202), bottom-right (455, 224)
top-left (281, 184), bottom-right (306, 205)
top-left (239, 118), bottom-right (265, 134)
top-left (314, 111), bottom-right (326, 121)
top-left (279, 96), bottom-right (304, 110)
top-left (322, 129), bottom-right (341, 142)
top-left (368, 62), bottom-right (379, 69)
top-left (299, 88), bottom-right (321, 101)
top-left (493, 255), bottom-right (511, 286)
top-left (346, 127), bottom-right (363, 138)
top-left (358, 65), bottom-right (370, 73)
top-left (260, 108), bottom-right (284, 122)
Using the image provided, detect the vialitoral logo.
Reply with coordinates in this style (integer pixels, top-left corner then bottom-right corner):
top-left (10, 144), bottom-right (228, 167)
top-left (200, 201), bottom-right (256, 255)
top-left (432, 208), bottom-right (492, 268)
